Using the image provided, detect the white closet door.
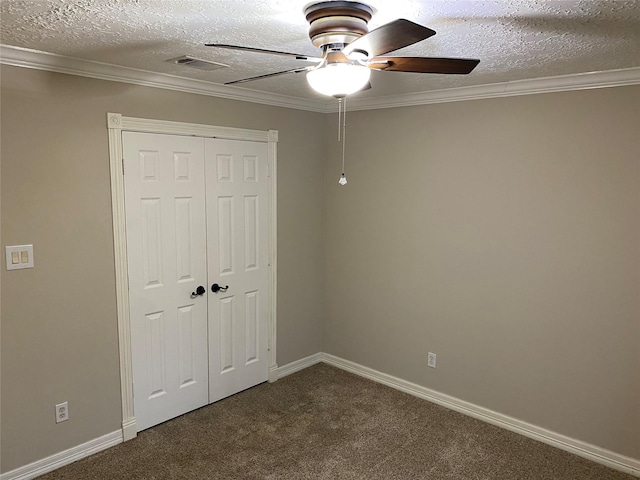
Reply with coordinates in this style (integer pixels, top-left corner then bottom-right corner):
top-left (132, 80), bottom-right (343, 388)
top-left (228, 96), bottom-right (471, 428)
top-left (123, 132), bottom-right (208, 431)
top-left (206, 138), bottom-right (270, 402)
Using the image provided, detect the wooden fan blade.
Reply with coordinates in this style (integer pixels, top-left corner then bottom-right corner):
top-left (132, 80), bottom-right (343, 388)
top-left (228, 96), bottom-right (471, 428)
top-left (205, 43), bottom-right (322, 62)
top-left (342, 19), bottom-right (436, 59)
top-left (368, 57), bottom-right (480, 74)
top-left (225, 67), bottom-right (313, 85)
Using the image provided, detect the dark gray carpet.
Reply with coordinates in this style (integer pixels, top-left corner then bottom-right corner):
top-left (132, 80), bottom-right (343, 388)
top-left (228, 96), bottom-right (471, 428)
top-left (38, 363), bottom-right (633, 479)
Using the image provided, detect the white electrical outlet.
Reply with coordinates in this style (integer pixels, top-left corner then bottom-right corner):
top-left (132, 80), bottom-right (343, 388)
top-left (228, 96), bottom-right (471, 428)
top-left (427, 352), bottom-right (437, 368)
top-left (55, 402), bottom-right (69, 423)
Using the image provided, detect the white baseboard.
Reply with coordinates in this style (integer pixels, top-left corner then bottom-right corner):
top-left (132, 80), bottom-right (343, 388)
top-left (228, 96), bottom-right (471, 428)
top-left (317, 352), bottom-right (640, 478)
top-left (275, 352), bottom-right (323, 379)
top-left (0, 431), bottom-right (123, 480)
top-left (5, 355), bottom-right (638, 479)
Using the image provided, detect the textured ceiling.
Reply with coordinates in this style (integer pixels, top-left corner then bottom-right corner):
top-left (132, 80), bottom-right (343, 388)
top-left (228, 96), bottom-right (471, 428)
top-left (2, 0), bottom-right (640, 101)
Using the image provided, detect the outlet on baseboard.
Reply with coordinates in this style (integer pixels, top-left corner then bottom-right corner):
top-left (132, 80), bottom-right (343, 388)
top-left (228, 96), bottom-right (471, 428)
top-left (55, 402), bottom-right (69, 423)
top-left (427, 352), bottom-right (437, 368)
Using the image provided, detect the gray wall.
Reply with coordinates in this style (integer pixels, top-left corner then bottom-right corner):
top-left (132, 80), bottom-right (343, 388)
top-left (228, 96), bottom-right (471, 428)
top-left (323, 86), bottom-right (640, 459)
top-left (0, 66), bottom-right (325, 472)
top-left (2, 64), bottom-right (639, 473)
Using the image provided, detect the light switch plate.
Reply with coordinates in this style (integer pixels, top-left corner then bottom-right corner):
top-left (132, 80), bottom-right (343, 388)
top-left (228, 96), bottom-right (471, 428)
top-left (5, 245), bottom-right (34, 270)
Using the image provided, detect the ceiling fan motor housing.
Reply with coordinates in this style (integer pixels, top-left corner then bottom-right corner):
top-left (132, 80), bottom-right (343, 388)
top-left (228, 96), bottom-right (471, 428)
top-left (305, 1), bottom-right (373, 49)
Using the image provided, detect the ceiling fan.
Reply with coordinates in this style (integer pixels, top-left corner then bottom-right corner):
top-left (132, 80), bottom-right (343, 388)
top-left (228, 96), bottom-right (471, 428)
top-left (205, 1), bottom-right (480, 98)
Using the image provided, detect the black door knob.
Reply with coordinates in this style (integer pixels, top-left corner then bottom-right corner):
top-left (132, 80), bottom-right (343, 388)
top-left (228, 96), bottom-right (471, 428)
top-left (191, 285), bottom-right (206, 297)
top-left (211, 283), bottom-right (229, 293)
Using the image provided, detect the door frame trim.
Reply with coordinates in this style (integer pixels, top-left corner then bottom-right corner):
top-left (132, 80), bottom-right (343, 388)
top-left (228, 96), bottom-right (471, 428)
top-left (107, 113), bottom-right (278, 441)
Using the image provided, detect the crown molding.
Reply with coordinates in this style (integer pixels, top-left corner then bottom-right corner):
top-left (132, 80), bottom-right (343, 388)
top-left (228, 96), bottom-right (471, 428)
top-left (0, 45), bottom-right (330, 113)
top-left (346, 66), bottom-right (640, 111)
top-left (2, 44), bottom-right (639, 113)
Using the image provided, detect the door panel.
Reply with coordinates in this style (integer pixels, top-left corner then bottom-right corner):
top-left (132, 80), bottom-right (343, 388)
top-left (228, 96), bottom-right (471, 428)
top-left (206, 138), bottom-right (269, 402)
top-left (123, 132), bottom-right (208, 432)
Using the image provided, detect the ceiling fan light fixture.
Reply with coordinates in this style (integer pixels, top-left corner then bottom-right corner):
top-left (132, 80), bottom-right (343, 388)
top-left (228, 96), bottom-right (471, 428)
top-left (306, 63), bottom-right (371, 97)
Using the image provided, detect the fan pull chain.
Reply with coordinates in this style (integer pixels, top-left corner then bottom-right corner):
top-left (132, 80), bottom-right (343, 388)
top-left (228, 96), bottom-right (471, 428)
top-left (338, 96), bottom-right (348, 186)
top-left (337, 97), bottom-right (342, 142)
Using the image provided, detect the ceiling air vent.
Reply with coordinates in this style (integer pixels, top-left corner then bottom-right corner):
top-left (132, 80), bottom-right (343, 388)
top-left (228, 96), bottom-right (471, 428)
top-left (168, 55), bottom-right (228, 71)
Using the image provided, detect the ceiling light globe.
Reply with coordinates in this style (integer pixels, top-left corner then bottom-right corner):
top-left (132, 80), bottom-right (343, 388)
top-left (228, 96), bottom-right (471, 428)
top-left (307, 63), bottom-right (371, 97)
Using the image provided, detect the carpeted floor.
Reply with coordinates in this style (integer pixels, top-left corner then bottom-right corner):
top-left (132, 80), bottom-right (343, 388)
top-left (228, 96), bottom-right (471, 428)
top-left (38, 363), bottom-right (633, 479)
